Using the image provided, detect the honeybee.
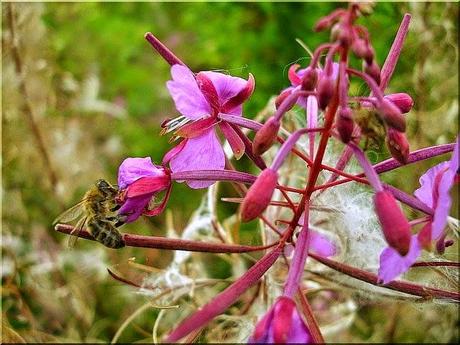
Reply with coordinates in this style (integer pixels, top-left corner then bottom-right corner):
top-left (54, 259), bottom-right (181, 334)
top-left (53, 179), bottom-right (125, 249)
top-left (352, 106), bottom-right (386, 150)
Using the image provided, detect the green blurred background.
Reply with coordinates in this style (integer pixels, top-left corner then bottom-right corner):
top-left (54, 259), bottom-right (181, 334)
top-left (2, 2), bottom-right (458, 343)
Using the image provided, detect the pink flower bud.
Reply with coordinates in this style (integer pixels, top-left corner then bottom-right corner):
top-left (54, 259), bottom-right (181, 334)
top-left (275, 90), bottom-right (292, 110)
top-left (338, 25), bottom-right (353, 47)
top-left (363, 60), bottom-right (381, 85)
top-left (363, 44), bottom-right (375, 64)
top-left (249, 297), bottom-right (312, 344)
top-left (384, 93), bottom-right (414, 114)
top-left (386, 128), bottom-right (410, 164)
top-left (301, 68), bottom-right (318, 91)
top-left (253, 117), bottom-right (280, 156)
top-left (240, 168), bottom-right (278, 222)
top-left (317, 75), bottom-right (335, 110)
top-left (336, 106), bottom-right (354, 143)
top-left (374, 190), bottom-right (411, 256)
top-left (351, 38), bottom-right (368, 59)
top-left (377, 99), bottom-right (406, 132)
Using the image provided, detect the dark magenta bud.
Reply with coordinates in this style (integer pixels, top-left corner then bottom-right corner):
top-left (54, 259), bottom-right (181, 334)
top-left (363, 60), bottom-right (381, 85)
top-left (338, 25), bottom-right (353, 47)
top-left (240, 168), bottom-right (278, 222)
top-left (275, 90), bottom-right (292, 110)
top-left (386, 128), bottom-right (410, 164)
top-left (374, 190), bottom-right (411, 256)
top-left (363, 44), bottom-right (375, 64)
top-left (377, 99), bottom-right (406, 132)
top-left (384, 93), bottom-right (414, 114)
top-left (317, 75), bottom-right (335, 110)
top-left (351, 38), bottom-right (368, 59)
top-left (336, 106), bottom-right (354, 143)
top-left (301, 67), bottom-right (318, 91)
top-left (253, 117), bottom-right (280, 156)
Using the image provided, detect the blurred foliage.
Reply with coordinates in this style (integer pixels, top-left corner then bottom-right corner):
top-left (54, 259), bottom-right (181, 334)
top-left (2, 2), bottom-right (458, 343)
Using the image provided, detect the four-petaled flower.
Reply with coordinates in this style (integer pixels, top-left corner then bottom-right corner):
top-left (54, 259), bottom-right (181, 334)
top-left (117, 157), bottom-right (171, 223)
top-left (378, 138), bottom-right (459, 284)
top-left (249, 296), bottom-right (312, 344)
top-left (163, 64), bottom-right (255, 188)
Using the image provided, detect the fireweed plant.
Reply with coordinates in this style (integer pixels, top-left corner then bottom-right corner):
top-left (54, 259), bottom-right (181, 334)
top-left (55, 3), bottom-right (459, 343)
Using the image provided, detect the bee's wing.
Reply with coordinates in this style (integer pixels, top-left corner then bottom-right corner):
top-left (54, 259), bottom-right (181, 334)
top-left (67, 216), bottom-right (88, 248)
top-left (53, 201), bottom-right (85, 225)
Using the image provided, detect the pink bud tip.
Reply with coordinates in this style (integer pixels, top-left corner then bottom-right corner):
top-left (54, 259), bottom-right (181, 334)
top-left (384, 93), bottom-right (414, 114)
top-left (301, 68), bottom-right (318, 91)
top-left (336, 107), bottom-right (354, 143)
top-left (386, 128), bottom-right (410, 164)
top-left (417, 222), bottom-right (432, 251)
top-left (253, 117), bottom-right (280, 156)
top-left (363, 60), bottom-right (381, 85)
top-left (351, 38), bottom-right (368, 59)
top-left (240, 169), bottom-right (278, 222)
top-left (374, 191), bottom-right (412, 256)
top-left (317, 75), bottom-right (335, 110)
top-left (275, 90), bottom-right (292, 110)
top-left (377, 99), bottom-right (406, 132)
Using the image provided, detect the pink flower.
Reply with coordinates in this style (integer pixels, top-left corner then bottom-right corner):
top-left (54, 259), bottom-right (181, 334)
top-left (414, 137), bottom-right (459, 244)
top-left (163, 64), bottom-right (254, 189)
top-left (377, 137), bottom-right (459, 283)
top-left (117, 157), bottom-right (171, 223)
top-left (249, 297), bottom-right (312, 344)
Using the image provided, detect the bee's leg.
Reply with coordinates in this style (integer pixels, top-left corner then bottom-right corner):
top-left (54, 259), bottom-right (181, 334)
top-left (111, 204), bottom-right (121, 212)
top-left (114, 215), bottom-right (126, 228)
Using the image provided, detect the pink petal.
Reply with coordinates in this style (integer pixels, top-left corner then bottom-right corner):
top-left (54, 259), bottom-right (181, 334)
top-left (202, 71), bottom-right (247, 107)
top-left (166, 65), bottom-right (211, 120)
top-left (126, 176), bottom-right (170, 198)
top-left (309, 230), bottom-right (337, 257)
top-left (221, 73), bottom-right (255, 113)
top-left (169, 129), bottom-right (225, 189)
top-left (118, 194), bottom-right (152, 223)
top-left (218, 122), bottom-right (245, 160)
top-left (414, 161), bottom-right (449, 208)
top-left (288, 64), bottom-right (302, 86)
top-left (118, 157), bottom-right (165, 189)
top-left (377, 235), bottom-right (421, 284)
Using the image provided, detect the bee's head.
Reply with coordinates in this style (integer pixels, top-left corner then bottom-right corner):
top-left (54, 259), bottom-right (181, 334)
top-left (96, 179), bottom-right (117, 197)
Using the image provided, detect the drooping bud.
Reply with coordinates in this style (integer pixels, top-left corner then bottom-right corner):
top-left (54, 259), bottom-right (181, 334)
top-left (317, 75), bottom-right (335, 110)
top-left (377, 99), bottom-right (406, 132)
top-left (363, 60), bottom-right (381, 85)
top-left (313, 8), bottom-right (346, 32)
top-left (363, 44), bottom-right (375, 64)
top-left (351, 38), bottom-right (368, 59)
top-left (374, 190), bottom-right (412, 256)
top-left (301, 67), bottom-right (318, 91)
top-left (275, 90), bottom-right (292, 110)
top-left (384, 93), bottom-right (414, 114)
top-left (253, 117), bottom-right (281, 155)
top-left (386, 128), bottom-right (410, 164)
top-left (249, 297), bottom-right (312, 344)
top-left (240, 168), bottom-right (278, 222)
top-left (336, 106), bottom-right (354, 143)
top-left (338, 25), bottom-right (353, 47)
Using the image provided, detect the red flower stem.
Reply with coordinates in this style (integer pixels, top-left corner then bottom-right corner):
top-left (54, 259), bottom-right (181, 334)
top-left (379, 14), bottom-right (411, 91)
top-left (54, 224), bottom-right (278, 253)
top-left (320, 163), bottom-right (368, 183)
top-left (309, 252), bottom-right (460, 302)
top-left (144, 32), bottom-right (185, 66)
top-left (296, 287), bottom-right (325, 343)
top-left (412, 261), bottom-right (460, 268)
top-left (166, 245), bottom-right (283, 342)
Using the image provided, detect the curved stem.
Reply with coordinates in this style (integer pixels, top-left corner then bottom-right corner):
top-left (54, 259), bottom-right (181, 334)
top-left (55, 224), bottom-right (278, 253)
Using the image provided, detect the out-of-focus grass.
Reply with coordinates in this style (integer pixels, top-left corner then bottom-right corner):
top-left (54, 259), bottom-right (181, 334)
top-left (2, 2), bottom-right (458, 343)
